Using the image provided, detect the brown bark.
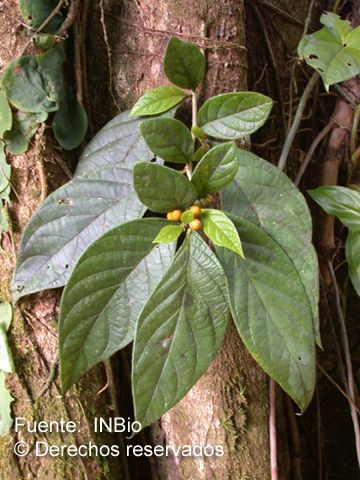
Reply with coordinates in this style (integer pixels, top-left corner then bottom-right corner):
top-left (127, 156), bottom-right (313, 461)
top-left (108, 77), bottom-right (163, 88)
top-left (86, 1), bottom-right (273, 478)
top-left (0, 2), bottom-right (125, 478)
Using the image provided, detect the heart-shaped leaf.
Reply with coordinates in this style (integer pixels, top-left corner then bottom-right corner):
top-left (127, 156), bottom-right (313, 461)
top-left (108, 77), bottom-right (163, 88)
top-left (131, 86), bottom-right (187, 116)
top-left (298, 12), bottom-right (360, 90)
top-left (197, 92), bottom-right (273, 139)
top-left (12, 164), bottom-right (146, 301)
top-left (201, 209), bottom-right (244, 257)
top-left (0, 91), bottom-right (12, 137)
top-left (163, 36), bottom-right (205, 90)
top-left (132, 231), bottom-right (229, 428)
top-left (308, 185), bottom-right (360, 229)
top-left (133, 162), bottom-right (197, 213)
top-left (59, 219), bottom-right (176, 392)
top-left (152, 224), bottom-right (182, 244)
top-left (222, 150), bottom-right (320, 346)
top-left (37, 44), bottom-right (66, 104)
top-left (53, 88), bottom-right (88, 150)
top-left (217, 215), bottom-right (315, 412)
top-left (140, 118), bottom-right (193, 164)
top-left (1, 56), bottom-right (59, 113)
top-left (191, 141), bottom-right (239, 196)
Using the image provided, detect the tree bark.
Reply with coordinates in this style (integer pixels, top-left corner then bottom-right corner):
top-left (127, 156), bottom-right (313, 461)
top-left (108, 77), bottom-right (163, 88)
top-left (86, 1), bottom-right (273, 478)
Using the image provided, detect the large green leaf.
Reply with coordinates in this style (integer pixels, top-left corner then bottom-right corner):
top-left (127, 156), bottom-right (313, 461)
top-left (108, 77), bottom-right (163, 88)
top-left (75, 110), bottom-right (167, 176)
top-left (0, 91), bottom-right (12, 137)
top-left (201, 209), bottom-right (244, 257)
top-left (131, 86), bottom-right (187, 116)
top-left (222, 150), bottom-right (320, 346)
top-left (132, 232), bottom-right (229, 428)
top-left (163, 37), bottom-right (205, 90)
top-left (346, 230), bottom-right (360, 296)
top-left (140, 118), bottom-right (193, 164)
top-left (217, 215), bottom-right (315, 411)
top-left (19, 0), bottom-right (65, 34)
top-left (308, 185), bottom-right (360, 229)
top-left (191, 142), bottom-right (239, 196)
top-left (12, 165), bottom-right (146, 301)
top-left (298, 12), bottom-right (360, 90)
top-left (197, 92), bottom-right (273, 140)
top-left (59, 219), bottom-right (175, 392)
top-left (0, 371), bottom-right (13, 436)
top-left (133, 162), bottom-right (197, 213)
top-left (1, 56), bottom-right (59, 113)
top-left (53, 88), bottom-right (88, 150)
top-left (153, 225), bottom-right (182, 244)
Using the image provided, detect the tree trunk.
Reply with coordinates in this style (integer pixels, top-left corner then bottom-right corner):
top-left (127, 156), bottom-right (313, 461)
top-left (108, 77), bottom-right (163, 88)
top-left (86, 1), bottom-right (273, 478)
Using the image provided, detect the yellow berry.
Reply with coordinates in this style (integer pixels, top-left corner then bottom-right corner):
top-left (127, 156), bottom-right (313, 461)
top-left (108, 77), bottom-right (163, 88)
top-left (189, 219), bottom-right (202, 230)
top-left (171, 209), bottom-right (182, 221)
top-left (166, 211), bottom-right (174, 220)
top-left (190, 205), bottom-right (201, 217)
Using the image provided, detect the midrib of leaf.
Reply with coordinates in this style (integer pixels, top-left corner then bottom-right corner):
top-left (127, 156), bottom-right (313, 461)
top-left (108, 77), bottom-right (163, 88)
top-left (62, 245), bottom-right (164, 372)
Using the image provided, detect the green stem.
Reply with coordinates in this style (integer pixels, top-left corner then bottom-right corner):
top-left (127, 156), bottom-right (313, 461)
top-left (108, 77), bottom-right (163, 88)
top-left (333, 0), bottom-right (341, 13)
top-left (278, 72), bottom-right (318, 171)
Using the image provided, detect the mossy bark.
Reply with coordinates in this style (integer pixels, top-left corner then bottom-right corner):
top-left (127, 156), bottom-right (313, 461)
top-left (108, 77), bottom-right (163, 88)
top-left (0, 2), bottom-right (125, 478)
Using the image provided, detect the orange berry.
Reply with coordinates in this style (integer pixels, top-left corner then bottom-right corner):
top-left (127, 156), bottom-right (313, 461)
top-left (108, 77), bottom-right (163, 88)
top-left (189, 219), bottom-right (202, 230)
top-left (190, 205), bottom-right (201, 217)
top-left (171, 209), bottom-right (182, 221)
top-left (166, 211), bottom-right (174, 220)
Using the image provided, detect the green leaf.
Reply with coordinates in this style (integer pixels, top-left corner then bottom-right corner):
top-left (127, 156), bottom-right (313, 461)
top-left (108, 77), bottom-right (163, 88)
top-left (0, 328), bottom-right (14, 373)
top-left (130, 86), bottom-right (187, 116)
top-left (201, 209), bottom-right (244, 257)
top-left (191, 126), bottom-right (204, 140)
top-left (34, 34), bottom-right (57, 50)
top-left (308, 185), bottom-right (360, 229)
top-left (0, 209), bottom-right (8, 238)
top-left (192, 146), bottom-right (206, 163)
top-left (75, 110), bottom-right (161, 176)
top-left (0, 371), bottom-right (13, 436)
top-left (12, 110), bottom-right (159, 301)
top-left (132, 232), bottom-right (229, 428)
top-left (163, 37), bottom-right (205, 90)
top-left (191, 142), bottom-right (239, 196)
top-left (140, 118), bottom-right (193, 164)
top-left (133, 162), bottom-right (197, 213)
top-left (1, 56), bottom-right (59, 113)
top-left (346, 230), bottom-right (360, 296)
top-left (0, 91), bottom-right (12, 137)
top-left (19, 0), bottom-right (65, 34)
top-left (197, 92), bottom-right (273, 140)
top-left (152, 225), bottom-right (182, 244)
top-left (37, 44), bottom-right (66, 104)
top-left (217, 215), bottom-right (315, 412)
top-left (180, 210), bottom-right (194, 224)
top-left (12, 165), bottom-right (146, 301)
top-left (4, 111), bottom-right (40, 155)
top-left (0, 301), bottom-right (12, 331)
top-left (0, 141), bottom-right (10, 195)
top-left (59, 219), bottom-right (175, 392)
top-left (298, 12), bottom-right (360, 90)
top-left (222, 150), bottom-right (320, 346)
top-left (53, 88), bottom-right (88, 150)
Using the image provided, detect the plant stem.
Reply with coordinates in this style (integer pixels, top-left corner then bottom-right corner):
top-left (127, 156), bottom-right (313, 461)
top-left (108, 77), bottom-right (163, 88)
top-left (294, 121), bottom-right (334, 186)
top-left (350, 104), bottom-right (360, 166)
top-left (192, 90), bottom-right (198, 131)
top-left (327, 260), bottom-right (360, 469)
top-left (269, 378), bottom-right (278, 480)
top-left (278, 72), bottom-right (318, 171)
